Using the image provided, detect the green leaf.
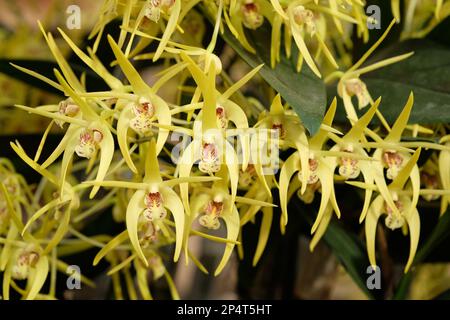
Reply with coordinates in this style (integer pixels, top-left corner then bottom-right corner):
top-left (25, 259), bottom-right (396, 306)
top-left (0, 59), bottom-right (109, 95)
top-left (213, 22), bottom-right (326, 134)
top-left (321, 219), bottom-right (376, 299)
top-left (294, 201), bottom-right (376, 299)
top-left (361, 40), bottom-right (450, 124)
top-left (393, 209), bottom-right (450, 299)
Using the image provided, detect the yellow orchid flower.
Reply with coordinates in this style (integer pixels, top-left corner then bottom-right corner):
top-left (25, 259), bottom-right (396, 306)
top-left (224, 0), bottom-right (275, 54)
top-left (359, 94), bottom-right (449, 220)
top-left (3, 245), bottom-right (49, 300)
top-left (184, 167), bottom-right (274, 275)
top-left (327, 19), bottom-right (413, 127)
top-left (107, 35), bottom-right (173, 173)
top-left (134, 0), bottom-right (181, 61)
top-left (49, 29), bottom-right (180, 178)
top-left (279, 98), bottom-right (341, 235)
top-left (188, 59), bottom-right (262, 173)
top-left (285, 1), bottom-right (341, 77)
top-left (89, 0), bottom-right (181, 60)
top-left (15, 88), bottom-right (114, 200)
top-left (327, 98), bottom-right (381, 222)
top-left (129, 0), bottom-right (224, 77)
top-left (364, 148), bottom-right (422, 273)
top-left (83, 139), bottom-right (218, 266)
top-left (3, 0), bottom-right (450, 301)
top-left (176, 51), bottom-right (246, 215)
top-left (254, 94), bottom-right (310, 195)
top-left (11, 26), bottom-right (116, 199)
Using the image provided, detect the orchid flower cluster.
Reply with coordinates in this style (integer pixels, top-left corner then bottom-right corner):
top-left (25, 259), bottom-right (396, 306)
top-left (1, 0), bottom-right (450, 300)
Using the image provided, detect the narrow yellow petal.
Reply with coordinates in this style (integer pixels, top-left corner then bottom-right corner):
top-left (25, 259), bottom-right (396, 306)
top-left (235, 196), bottom-right (277, 207)
top-left (349, 19), bottom-right (397, 72)
top-left (108, 35), bottom-right (151, 96)
top-left (346, 97), bottom-right (380, 142)
top-left (154, 0), bottom-right (181, 61)
top-left (187, 249), bottom-right (209, 274)
top-left (89, 125), bottom-right (115, 198)
top-left (311, 160), bottom-right (336, 234)
top-left (365, 196), bottom-right (384, 268)
top-left (270, 0), bottom-right (288, 19)
top-left (164, 270), bottom-right (180, 300)
top-left (107, 254), bottom-right (135, 276)
top-left (214, 206), bottom-right (240, 276)
top-left (161, 187), bottom-right (185, 262)
top-left (57, 27), bottom-right (122, 90)
top-left (225, 140), bottom-right (240, 204)
top-left (126, 190), bottom-right (148, 266)
top-left (315, 33), bottom-right (339, 69)
top-left (143, 139), bottom-right (163, 183)
top-left (41, 124), bottom-right (81, 169)
top-left (22, 198), bottom-right (69, 235)
top-left (390, 148), bottom-right (421, 190)
top-left (153, 95), bottom-right (172, 155)
top-left (391, 0), bottom-right (401, 22)
top-left (222, 64), bottom-right (264, 100)
top-left (404, 208), bottom-right (420, 273)
top-left (54, 70), bottom-right (97, 119)
top-left (250, 133), bottom-right (272, 195)
top-left (10, 63), bottom-right (63, 91)
top-left (134, 260), bottom-right (153, 300)
top-left (38, 22), bottom-right (83, 91)
top-left (26, 255), bottom-right (49, 300)
top-left (310, 203), bottom-right (333, 251)
top-left (290, 23), bottom-right (321, 78)
top-left (2, 258), bottom-right (13, 300)
top-left (279, 152), bottom-right (300, 231)
top-left (387, 93), bottom-right (414, 142)
top-left (253, 205), bottom-right (273, 266)
top-left (93, 231), bottom-right (128, 266)
top-left (44, 207), bottom-right (71, 254)
top-left (310, 97), bottom-right (337, 148)
top-left (0, 225), bottom-right (19, 271)
top-left (359, 160), bottom-right (375, 223)
top-left (177, 141), bottom-right (201, 216)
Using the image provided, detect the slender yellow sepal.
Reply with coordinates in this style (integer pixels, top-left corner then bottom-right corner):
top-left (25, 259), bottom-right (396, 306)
top-left (126, 190), bottom-right (148, 266)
